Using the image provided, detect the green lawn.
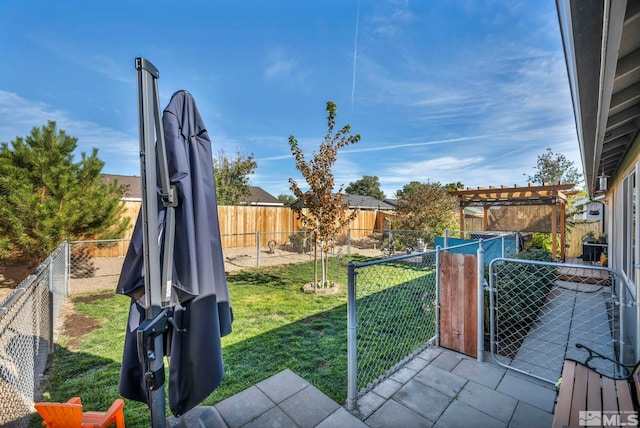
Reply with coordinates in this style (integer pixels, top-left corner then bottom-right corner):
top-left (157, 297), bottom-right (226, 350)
top-left (37, 255), bottom-right (434, 427)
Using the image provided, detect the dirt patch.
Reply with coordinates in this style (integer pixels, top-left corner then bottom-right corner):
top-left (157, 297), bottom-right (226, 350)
top-left (61, 312), bottom-right (100, 351)
top-left (301, 282), bottom-right (342, 294)
top-left (73, 293), bottom-right (114, 305)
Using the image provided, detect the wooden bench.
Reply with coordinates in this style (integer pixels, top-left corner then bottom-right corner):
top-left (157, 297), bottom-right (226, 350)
top-left (553, 346), bottom-right (639, 428)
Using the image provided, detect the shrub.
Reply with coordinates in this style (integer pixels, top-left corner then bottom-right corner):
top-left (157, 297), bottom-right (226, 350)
top-left (288, 233), bottom-right (312, 254)
top-left (490, 249), bottom-right (556, 356)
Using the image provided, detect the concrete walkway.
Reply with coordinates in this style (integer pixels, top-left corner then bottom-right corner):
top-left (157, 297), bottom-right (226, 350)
top-left (208, 347), bottom-right (555, 427)
top-left (508, 280), bottom-right (616, 382)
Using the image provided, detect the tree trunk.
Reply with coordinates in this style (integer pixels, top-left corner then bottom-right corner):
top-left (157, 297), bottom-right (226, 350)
top-left (313, 232), bottom-right (318, 292)
top-left (319, 240), bottom-right (325, 288)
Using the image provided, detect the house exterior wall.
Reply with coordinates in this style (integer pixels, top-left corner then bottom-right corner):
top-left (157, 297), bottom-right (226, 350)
top-left (606, 134), bottom-right (640, 291)
top-left (606, 134), bottom-right (640, 363)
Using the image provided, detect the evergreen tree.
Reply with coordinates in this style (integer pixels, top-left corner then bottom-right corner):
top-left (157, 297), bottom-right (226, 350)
top-left (0, 121), bottom-right (129, 263)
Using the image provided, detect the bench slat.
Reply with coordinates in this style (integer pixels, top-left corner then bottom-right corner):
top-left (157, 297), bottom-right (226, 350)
top-left (615, 379), bottom-right (634, 413)
top-left (587, 368), bottom-right (602, 413)
top-left (553, 360), bottom-right (577, 428)
top-left (602, 375), bottom-right (618, 413)
top-left (569, 363), bottom-right (589, 427)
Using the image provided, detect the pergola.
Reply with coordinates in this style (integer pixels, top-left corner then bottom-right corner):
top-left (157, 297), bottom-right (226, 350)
top-left (450, 183), bottom-right (576, 260)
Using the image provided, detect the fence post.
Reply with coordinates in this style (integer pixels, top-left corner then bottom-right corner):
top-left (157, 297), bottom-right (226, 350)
top-left (48, 255), bottom-right (55, 353)
top-left (65, 240), bottom-right (70, 296)
top-left (619, 276), bottom-right (627, 367)
top-left (477, 240), bottom-right (485, 362)
top-left (347, 228), bottom-right (352, 254)
top-left (256, 232), bottom-right (261, 267)
top-left (501, 235), bottom-right (505, 258)
top-left (347, 261), bottom-right (357, 411)
top-left (444, 230), bottom-right (449, 247)
top-left (435, 246), bottom-right (441, 347)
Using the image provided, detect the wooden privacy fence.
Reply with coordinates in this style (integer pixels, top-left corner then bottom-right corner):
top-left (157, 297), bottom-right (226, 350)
top-left (439, 251), bottom-right (478, 358)
top-left (111, 202), bottom-right (385, 253)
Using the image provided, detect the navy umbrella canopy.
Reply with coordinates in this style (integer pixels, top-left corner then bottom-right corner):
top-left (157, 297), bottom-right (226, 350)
top-left (117, 89), bottom-right (233, 417)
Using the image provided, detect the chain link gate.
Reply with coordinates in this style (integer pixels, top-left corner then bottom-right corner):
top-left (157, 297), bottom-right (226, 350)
top-left (488, 258), bottom-right (630, 383)
top-left (347, 251), bottom-right (439, 409)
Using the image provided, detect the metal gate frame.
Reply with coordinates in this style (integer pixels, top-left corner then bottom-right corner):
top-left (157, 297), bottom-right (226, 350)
top-left (488, 257), bottom-right (632, 383)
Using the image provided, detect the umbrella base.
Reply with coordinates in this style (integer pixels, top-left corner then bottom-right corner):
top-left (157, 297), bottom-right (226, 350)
top-left (167, 406), bottom-right (227, 428)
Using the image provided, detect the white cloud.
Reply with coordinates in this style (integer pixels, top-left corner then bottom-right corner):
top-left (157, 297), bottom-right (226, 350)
top-left (262, 47), bottom-right (312, 90)
top-left (264, 59), bottom-right (296, 80)
top-left (368, 0), bottom-right (414, 38)
top-left (0, 90), bottom-right (139, 171)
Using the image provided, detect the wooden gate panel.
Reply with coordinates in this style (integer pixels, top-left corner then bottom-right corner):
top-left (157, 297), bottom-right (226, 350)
top-left (463, 254), bottom-right (478, 356)
top-left (440, 252), bottom-right (453, 351)
top-left (439, 251), bottom-right (477, 358)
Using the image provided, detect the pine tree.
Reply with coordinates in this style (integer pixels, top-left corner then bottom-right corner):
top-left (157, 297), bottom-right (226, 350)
top-left (0, 121), bottom-right (129, 263)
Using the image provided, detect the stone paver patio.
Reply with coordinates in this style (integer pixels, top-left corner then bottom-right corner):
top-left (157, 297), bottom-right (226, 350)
top-left (202, 347), bottom-right (556, 427)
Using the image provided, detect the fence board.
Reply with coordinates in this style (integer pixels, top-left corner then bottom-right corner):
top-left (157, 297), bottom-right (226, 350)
top-left (450, 253), bottom-right (464, 352)
top-left (463, 254), bottom-right (477, 357)
top-left (566, 221), bottom-right (603, 258)
top-left (440, 252), bottom-right (453, 350)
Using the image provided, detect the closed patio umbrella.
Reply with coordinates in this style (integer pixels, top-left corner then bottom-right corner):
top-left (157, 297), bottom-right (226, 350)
top-left (117, 59), bottom-right (232, 424)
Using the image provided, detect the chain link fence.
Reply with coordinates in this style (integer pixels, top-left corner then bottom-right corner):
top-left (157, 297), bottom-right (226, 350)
top-left (66, 230), bottom-right (475, 294)
top-left (0, 241), bottom-right (68, 428)
top-left (489, 258), bottom-right (636, 383)
top-left (69, 240), bottom-right (129, 295)
top-left (346, 233), bottom-right (520, 410)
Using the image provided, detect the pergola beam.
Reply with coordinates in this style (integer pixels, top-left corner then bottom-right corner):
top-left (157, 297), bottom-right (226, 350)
top-left (451, 183), bottom-right (575, 261)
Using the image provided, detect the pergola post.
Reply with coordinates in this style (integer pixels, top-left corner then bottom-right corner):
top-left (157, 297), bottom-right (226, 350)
top-left (560, 200), bottom-right (566, 260)
top-left (551, 203), bottom-right (558, 261)
top-left (483, 205), bottom-right (489, 231)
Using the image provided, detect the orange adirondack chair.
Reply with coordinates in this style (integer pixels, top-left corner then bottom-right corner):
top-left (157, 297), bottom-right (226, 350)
top-left (34, 397), bottom-right (125, 427)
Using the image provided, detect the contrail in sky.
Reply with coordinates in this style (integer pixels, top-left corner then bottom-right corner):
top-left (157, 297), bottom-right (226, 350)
top-left (351, 0), bottom-right (360, 110)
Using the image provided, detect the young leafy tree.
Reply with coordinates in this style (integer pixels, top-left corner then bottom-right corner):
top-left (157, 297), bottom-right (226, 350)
top-left (526, 147), bottom-right (582, 186)
top-left (393, 181), bottom-right (458, 247)
top-left (289, 101), bottom-right (360, 290)
top-left (0, 121), bottom-right (129, 263)
top-left (345, 175), bottom-right (385, 200)
top-left (213, 149), bottom-right (258, 205)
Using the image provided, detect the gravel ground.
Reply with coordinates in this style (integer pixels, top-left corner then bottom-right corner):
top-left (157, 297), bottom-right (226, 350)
top-left (1, 245), bottom-right (383, 301)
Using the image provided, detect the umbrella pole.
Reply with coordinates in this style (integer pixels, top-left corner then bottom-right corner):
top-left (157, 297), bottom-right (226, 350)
top-left (135, 57), bottom-right (178, 428)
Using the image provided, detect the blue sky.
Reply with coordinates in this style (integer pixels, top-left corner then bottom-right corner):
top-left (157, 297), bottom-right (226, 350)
top-left (0, 0), bottom-right (579, 199)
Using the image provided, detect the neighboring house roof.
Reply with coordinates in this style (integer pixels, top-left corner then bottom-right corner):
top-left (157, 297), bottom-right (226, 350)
top-left (101, 174), bottom-right (142, 200)
top-left (239, 186), bottom-right (283, 206)
top-left (556, 1), bottom-right (640, 197)
top-left (383, 198), bottom-right (398, 208)
top-left (292, 194), bottom-right (395, 210)
top-left (344, 195), bottom-right (395, 210)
